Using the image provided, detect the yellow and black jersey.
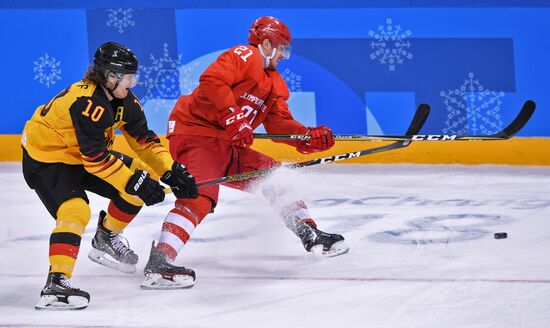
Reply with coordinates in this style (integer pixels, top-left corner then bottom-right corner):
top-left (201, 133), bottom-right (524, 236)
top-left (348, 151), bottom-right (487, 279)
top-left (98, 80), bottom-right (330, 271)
top-left (22, 80), bottom-right (173, 193)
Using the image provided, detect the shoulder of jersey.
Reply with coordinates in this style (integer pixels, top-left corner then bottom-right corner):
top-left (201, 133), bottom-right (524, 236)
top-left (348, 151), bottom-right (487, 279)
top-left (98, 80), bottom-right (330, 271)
top-left (268, 70), bottom-right (290, 99)
top-left (49, 80), bottom-right (106, 111)
top-left (67, 80), bottom-right (110, 108)
top-left (228, 45), bottom-right (262, 63)
top-left (70, 80), bottom-right (99, 97)
top-left (65, 80), bottom-right (114, 126)
top-left (124, 90), bottom-right (144, 112)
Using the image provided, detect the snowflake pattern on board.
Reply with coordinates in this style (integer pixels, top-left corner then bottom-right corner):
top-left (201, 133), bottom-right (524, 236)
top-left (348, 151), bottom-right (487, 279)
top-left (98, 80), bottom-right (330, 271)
top-left (138, 43), bottom-right (183, 113)
top-left (440, 72), bottom-right (505, 135)
top-left (180, 62), bottom-right (201, 96)
top-left (33, 53), bottom-right (61, 87)
top-left (106, 9), bottom-right (135, 34)
top-left (369, 18), bottom-right (413, 71)
top-left (280, 68), bottom-right (302, 93)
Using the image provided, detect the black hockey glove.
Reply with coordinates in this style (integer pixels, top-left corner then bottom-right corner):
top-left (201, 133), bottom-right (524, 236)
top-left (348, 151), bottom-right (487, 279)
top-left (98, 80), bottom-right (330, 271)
top-left (161, 162), bottom-right (199, 199)
top-left (125, 170), bottom-right (165, 206)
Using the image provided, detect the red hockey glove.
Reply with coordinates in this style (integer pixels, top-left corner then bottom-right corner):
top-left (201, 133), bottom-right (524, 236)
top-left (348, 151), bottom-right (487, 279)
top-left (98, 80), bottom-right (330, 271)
top-left (217, 107), bottom-right (254, 147)
top-left (296, 126), bottom-right (335, 154)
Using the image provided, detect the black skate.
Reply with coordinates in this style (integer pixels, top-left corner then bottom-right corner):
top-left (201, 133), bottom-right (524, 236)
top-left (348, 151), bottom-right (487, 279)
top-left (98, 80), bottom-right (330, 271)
top-left (88, 210), bottom-right (138, 273)
top-left (140, 241), bottom-right (195, 290)
top-left (35, 272), bottom-right (90, 310)
top-left (296, 220), bottom-right (349, 258)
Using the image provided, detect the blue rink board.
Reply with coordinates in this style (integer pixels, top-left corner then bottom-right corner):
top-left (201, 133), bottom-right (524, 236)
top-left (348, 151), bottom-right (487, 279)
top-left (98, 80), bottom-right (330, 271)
top-left (0, 4), bottom-right (547, 136)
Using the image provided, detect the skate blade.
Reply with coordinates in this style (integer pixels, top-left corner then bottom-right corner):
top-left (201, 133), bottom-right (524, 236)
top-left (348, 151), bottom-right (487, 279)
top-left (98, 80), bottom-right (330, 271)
top-left (140, 273), bottom-right (195, 290)
top-left (88, 248), bottom-right (136, 274)
top-left (35, 295), bottom-right (88, 311)
top-left (311, 241), bottom-right (350, 259)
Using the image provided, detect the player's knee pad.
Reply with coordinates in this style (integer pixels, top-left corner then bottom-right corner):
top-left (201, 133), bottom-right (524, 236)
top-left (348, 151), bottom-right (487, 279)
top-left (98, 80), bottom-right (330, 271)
top-left (175, 195), bottom-right (212, 225)
top-left (55, 198), bottom-right (91, 236)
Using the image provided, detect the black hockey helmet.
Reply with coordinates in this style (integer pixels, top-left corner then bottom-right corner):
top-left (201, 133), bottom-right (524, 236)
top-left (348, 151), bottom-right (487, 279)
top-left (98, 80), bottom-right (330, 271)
top-left (93, 41), bottom-right (138, 77)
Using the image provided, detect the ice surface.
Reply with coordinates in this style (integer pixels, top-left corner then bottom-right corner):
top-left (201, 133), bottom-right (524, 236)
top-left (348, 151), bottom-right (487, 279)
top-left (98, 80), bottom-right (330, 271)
top-left (1, 163), bottom-right (549, 328)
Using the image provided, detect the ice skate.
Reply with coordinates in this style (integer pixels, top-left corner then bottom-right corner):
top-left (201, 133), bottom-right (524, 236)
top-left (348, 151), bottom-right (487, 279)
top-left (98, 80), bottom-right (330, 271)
top-left (35, 273), bottom-right (90, 310)
top-left (140, 242), bottom-right (195, 290)
top-left (88, 210), bottom-right (138, 273)
top-left (296, 220), bottom-right (349, 258)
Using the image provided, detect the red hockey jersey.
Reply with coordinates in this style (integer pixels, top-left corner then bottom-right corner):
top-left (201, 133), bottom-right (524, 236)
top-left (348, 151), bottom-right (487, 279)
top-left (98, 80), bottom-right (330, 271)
top-left (167, 45), bottom-right (307, 144)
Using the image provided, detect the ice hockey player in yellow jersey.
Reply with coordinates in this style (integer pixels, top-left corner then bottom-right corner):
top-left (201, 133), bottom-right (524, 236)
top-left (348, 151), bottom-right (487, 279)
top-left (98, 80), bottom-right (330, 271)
top-left (21, 41), bottom-right (199, 310)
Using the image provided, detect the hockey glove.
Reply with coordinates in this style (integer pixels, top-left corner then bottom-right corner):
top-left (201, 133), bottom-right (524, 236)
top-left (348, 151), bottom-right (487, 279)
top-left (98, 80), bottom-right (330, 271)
top-left (161, 162), bottom-right (199, 199)
top-left (217, 106), bottom-right (254, 147)
top-left (125, 170), bottom-right (165, 206)
top-left (296, 126), bottom-right (335, 154)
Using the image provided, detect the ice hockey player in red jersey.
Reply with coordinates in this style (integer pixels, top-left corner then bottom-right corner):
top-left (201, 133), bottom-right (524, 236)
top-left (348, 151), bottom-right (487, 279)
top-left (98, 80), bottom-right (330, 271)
top-left (141, 16), bottom-right (349, 290)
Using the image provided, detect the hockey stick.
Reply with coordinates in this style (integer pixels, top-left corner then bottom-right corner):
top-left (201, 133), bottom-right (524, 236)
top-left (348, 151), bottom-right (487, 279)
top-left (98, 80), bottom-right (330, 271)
top-left (164, 103), bottom-right (430, 193)
top-left (253, 100), bottom-right (535, 142)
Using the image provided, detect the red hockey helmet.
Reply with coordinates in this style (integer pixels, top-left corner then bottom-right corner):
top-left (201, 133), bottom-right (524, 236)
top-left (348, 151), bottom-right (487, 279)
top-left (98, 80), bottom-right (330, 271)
top-left (248, 16), bottom-right (292, 48)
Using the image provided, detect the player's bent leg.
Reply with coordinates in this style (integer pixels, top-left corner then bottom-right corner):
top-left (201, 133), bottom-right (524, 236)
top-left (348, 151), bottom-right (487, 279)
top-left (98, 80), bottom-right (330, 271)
top-left (88, 194), bottom-right (142, 274)
top-left (36, 198), bottom-right (91, 310)
top-left (141, 196), bottom-right (211, 290)
top-left (225, 147), bottom-right (349, 257)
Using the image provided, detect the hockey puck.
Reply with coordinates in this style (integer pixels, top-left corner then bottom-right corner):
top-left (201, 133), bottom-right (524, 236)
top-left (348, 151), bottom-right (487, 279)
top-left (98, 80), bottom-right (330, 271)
top-left (494, 232), bottom-right (508, 239)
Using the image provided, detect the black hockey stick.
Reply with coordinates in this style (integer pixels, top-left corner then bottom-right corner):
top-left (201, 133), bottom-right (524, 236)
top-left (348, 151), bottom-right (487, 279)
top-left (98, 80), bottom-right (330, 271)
top-left (254, 100), bottom-right (535, 142)
top-left (164, 103), bottom-right (430, 193)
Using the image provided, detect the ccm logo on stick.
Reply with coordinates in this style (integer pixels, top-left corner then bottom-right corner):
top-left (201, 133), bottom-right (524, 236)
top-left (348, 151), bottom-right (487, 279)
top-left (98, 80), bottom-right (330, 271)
top-left (412, 135), bottom-right (457, 141)
top-left (320, 152), bottom-right (361, 163)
